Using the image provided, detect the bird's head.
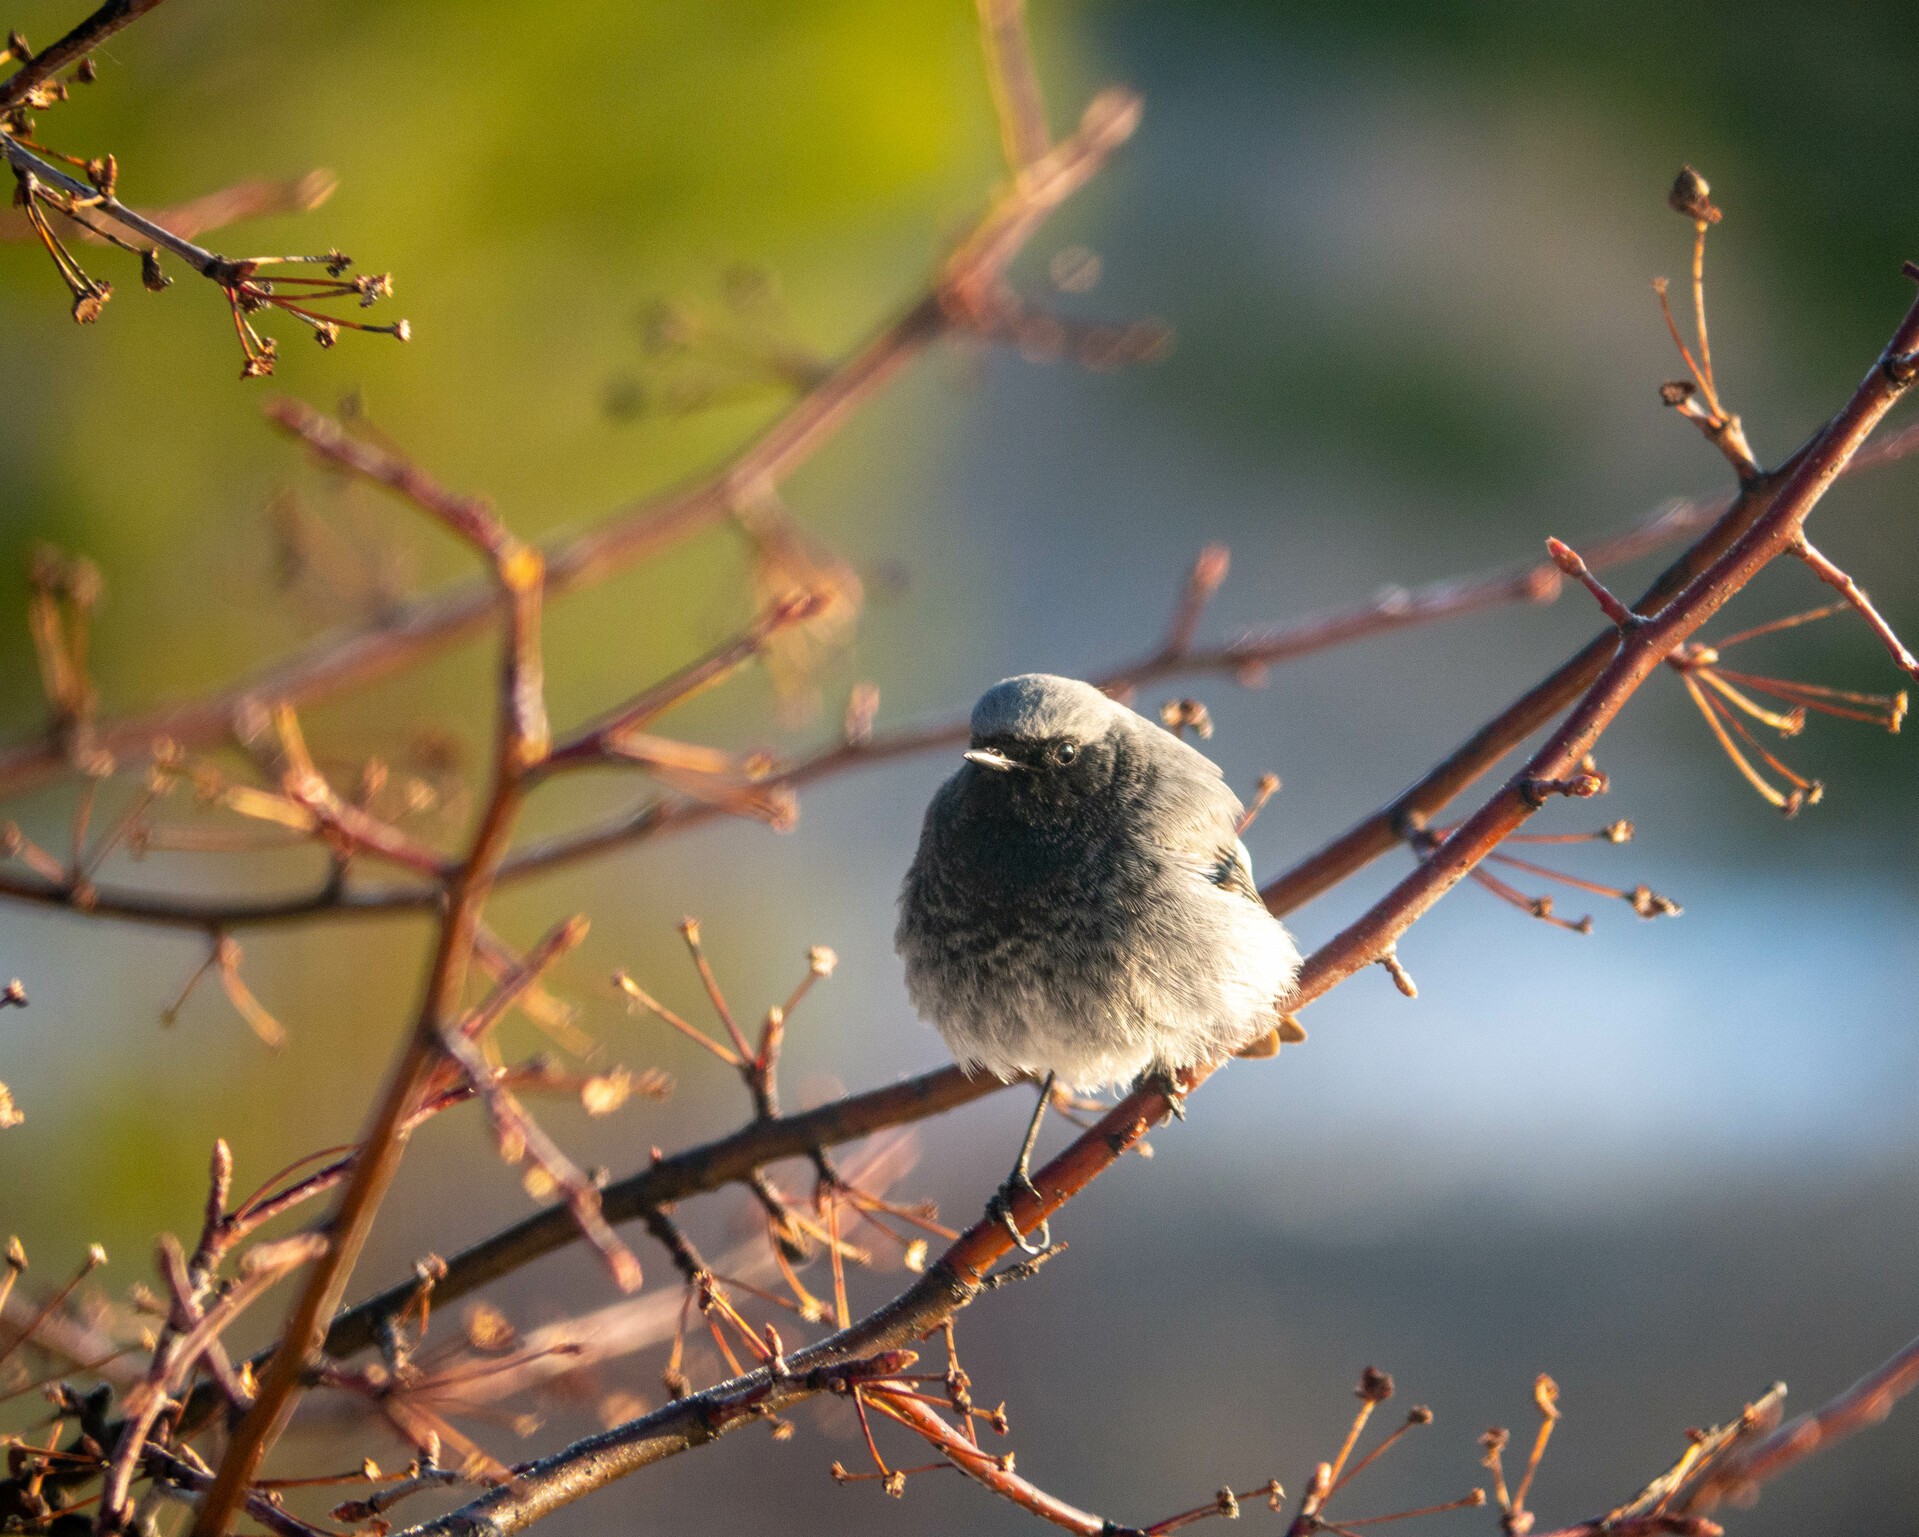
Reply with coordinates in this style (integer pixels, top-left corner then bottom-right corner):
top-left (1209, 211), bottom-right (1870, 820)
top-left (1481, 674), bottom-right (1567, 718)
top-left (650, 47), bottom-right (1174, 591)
top-left (959, 674), bottom-right (1130, 811)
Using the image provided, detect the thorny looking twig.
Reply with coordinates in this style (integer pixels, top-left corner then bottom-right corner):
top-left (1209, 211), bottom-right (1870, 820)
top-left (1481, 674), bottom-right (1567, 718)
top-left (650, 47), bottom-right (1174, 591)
top-left (345, 224), bottom-right (1919, 1537)
top-left (2, 0), bottom-right (401, 369)
top-left (185, 434), bottom-right (564, 1537)
top-left (0, 472), bottom-right (1796, 935)
top-left (1666, 600), bottom-right (1907, 816)
top-left (0, 69), bottom-right (1149, 806)
top-left (176, 21), bottom-right (1163, 1525)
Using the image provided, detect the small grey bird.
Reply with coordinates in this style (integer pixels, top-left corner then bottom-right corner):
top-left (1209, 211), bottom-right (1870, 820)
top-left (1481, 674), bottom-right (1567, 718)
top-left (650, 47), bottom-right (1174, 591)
top-left (896, 673), bottom-right (1300, 1251)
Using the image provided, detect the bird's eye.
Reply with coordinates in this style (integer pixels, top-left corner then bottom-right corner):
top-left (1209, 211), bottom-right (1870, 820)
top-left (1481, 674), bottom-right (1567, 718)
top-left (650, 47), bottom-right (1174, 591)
top-left (1051, 741), bottom-right (1079, 767)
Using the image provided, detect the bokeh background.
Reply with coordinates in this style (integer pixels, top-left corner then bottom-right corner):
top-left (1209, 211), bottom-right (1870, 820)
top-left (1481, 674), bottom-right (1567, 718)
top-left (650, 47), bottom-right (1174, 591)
top-left (2, 1), bottom-right (1917, 1532)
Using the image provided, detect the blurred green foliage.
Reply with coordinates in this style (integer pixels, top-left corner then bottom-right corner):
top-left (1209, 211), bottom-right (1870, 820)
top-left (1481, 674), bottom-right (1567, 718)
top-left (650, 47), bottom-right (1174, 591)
top-left (0, 0), bottom-right (1021, 735)
top-left (0, 0), bottom-right (1042, 1289)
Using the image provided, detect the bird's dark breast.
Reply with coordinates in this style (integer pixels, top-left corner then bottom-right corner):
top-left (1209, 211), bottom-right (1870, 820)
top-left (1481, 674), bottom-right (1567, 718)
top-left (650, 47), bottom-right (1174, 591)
top-left (901, 762), bottom-right (1157, 989)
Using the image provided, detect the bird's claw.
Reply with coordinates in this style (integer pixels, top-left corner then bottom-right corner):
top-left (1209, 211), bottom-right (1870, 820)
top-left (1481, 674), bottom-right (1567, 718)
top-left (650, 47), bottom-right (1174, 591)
top-left (987, 1171), bottom-right (1054, 1256)
top-left (1143, 1066), bottom-right (1188, 1121)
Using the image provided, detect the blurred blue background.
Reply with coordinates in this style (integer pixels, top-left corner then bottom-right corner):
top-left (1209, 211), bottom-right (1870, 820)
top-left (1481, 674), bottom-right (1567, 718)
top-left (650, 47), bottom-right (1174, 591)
top-left (2, 2), bottom-right (1916, 1533)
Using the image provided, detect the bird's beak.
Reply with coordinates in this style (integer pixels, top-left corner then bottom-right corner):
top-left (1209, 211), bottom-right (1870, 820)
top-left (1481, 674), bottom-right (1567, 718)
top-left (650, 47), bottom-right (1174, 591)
top-left (963, 748), bottom-right (1020, 772)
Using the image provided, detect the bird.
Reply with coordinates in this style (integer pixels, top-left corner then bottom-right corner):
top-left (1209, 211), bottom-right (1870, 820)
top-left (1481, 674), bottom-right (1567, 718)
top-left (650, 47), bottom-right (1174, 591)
top-left (896, 673), bottom-right (1300, 1253)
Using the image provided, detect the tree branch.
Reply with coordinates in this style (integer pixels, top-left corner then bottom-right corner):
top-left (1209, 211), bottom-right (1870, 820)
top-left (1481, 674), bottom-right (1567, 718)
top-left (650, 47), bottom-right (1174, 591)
top-left (381, 269), bottom-right (1919, 1537)
top-left (0, 482), bottom-right (1750, 931)
top-left (1259, 415), bottom-right (1919, 916)
top-left (0, 86), bottom-right (1142, 805)
top-left (0, 0), bottom-right (167, 112)
top-left (1682, 1331), bottom-right (1919, 1513)
top-left (188, 455), bottom-right (562, 1537)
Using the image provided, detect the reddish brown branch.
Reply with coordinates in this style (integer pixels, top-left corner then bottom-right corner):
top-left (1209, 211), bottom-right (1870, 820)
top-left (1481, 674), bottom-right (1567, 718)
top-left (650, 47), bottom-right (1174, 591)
top-left (380, 268), bottom-right (1919, 1537)
top-left (943, 91), bottom-right (1140, 320)
top-left (188, 419), bottom-right (563, 1537)
top-left (975, 0), bottom-right (1052, 172)
top-left (1792, 534), bottom-right (1919, 679)
top-left (870, 1388), bottom-right (1103, 1532)
top-left (0, 84), bottom-right (1142, 807)
top-left (0, 482), bottom-right (1740, 932)
top-left (0, 0), bottom-right (167, 112)
top-left (434, 1018), bottom-right (643, 1292)
top-left (1260, 417), bottom-right (1919, 917)
top-left (1683, 1332), bottom-right (1919, 1512)
top-left (542, 594), bottom-right (826, 773)
top-left (1546, 538), bottom-right (1639, 629)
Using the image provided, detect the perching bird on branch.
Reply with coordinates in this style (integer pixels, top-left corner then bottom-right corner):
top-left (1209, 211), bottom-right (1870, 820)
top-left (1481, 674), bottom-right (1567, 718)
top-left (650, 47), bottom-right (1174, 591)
top-left (896, 673), bottom-right (1300, 1254)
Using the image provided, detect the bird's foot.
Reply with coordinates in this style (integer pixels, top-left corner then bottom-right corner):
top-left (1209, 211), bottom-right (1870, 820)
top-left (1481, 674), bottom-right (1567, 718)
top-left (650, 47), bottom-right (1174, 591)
top-left (1141, 1065), bottom-right (1188, 1121)
top-left (986, 1169), bottom-right (1054, 1256)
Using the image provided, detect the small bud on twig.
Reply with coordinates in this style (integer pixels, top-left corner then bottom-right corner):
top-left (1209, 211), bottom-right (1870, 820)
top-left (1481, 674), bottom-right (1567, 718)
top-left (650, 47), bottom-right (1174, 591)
top-left (1668, 165), bottom-right (1722, 225)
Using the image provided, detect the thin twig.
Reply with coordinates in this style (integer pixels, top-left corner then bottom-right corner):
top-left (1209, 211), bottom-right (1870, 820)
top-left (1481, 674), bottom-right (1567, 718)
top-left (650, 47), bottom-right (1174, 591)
top-left (0, 484), bottom-right (1746, 931)
top-left (378, 257), bottom-right (1919, 1537)
top-left (0, 85), bottom-right (1144, 806)
top-left (0, 0), bottom-right (169, 112)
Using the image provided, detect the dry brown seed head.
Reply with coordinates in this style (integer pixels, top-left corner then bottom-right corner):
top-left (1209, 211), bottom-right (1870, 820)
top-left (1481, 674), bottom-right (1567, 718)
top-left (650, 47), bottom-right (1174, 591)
top-left (1159, 697), bottom-right (1215, 739)
top-left (1630, 886), bottom-right (1682, 919)
top-left (1668, 165), bottom-right (1722, 223)
top-left (72, 285), bottom-right (111, 325)
top-left (1357, 1365), bottom-right (1394, 1402)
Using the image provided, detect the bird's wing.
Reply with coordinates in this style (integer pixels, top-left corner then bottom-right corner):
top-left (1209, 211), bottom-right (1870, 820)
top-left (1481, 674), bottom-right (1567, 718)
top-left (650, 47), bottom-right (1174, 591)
top-left (1128, 713), bottom-right (1267, 905)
